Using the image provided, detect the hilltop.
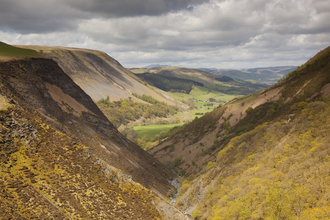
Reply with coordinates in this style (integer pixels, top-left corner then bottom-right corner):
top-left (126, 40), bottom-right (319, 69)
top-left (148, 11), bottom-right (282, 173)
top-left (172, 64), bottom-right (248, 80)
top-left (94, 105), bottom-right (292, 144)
top-left (0, 45), bottom-right (189, 219)
top-left (148, 46), bottom-right (330, 219)
top-left (16, 45), bottom-right (182, 107)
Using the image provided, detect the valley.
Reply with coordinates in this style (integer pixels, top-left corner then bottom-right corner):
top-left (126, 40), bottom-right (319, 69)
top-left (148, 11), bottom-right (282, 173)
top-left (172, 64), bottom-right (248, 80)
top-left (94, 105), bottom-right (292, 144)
top-left (1, 41), bottom-right (330, 219)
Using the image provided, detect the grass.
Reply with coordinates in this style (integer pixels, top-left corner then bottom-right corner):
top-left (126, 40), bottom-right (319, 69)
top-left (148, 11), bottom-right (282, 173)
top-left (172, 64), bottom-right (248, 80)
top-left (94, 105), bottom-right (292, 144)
top-left (167, 86), bottom-right (238, 103)
top-left (133, 123), bottom-right (184, 139)
top-left (0, 42), bottom-right (41, 57)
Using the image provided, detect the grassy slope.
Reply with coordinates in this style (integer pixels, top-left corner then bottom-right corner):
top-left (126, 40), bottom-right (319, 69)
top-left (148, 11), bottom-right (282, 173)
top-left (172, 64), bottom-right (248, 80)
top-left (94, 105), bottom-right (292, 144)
top-left (172, 46), bottom-right (330, 219)
top-left (0, 42), bottom-right (40, 57)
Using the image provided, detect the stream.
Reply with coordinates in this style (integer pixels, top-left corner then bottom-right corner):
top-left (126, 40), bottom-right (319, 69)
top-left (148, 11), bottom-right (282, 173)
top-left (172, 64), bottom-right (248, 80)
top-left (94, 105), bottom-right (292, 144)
top-left (169, 176), bottom-right (181, 205)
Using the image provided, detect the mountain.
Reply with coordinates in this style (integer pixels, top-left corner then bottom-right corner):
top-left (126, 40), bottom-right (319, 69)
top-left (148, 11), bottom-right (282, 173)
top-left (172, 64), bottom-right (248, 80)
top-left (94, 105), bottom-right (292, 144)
top-left (131, 66), bottom-right (268, 95)
top-left (16, 45), bottom-right (179, 106)
top-left (148, 46), bottom-right (330, 218)
top-left (202, 66), bottom-right (297, 85)
top-left (132, 66), bottom-right (229, 84)
top-left (144, 64), bottom-right (170, 68)
top-left (0, 44), bottom-right (189, 219)
top-left (245, 66), bottom-right (297, 75)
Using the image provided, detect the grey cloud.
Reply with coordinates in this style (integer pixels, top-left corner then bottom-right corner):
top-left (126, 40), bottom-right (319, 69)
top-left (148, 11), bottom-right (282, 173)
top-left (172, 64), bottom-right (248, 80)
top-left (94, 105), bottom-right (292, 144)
top-left (0, 0), bottom-right (86, 34)
top-left (0, 0), bottom-right (210, 34)
top-left (64, 0), bottom-right (211, 17)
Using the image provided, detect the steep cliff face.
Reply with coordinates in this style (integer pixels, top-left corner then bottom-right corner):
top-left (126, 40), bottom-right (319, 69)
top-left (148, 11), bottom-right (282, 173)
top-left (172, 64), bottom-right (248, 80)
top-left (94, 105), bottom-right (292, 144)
top-left (0, 57), bottom-right (184, 219)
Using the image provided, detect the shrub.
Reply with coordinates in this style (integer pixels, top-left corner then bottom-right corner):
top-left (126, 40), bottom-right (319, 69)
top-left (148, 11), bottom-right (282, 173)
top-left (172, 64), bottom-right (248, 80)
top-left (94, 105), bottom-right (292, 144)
top-left (256, 109), bottom-right (261, 116)
top-left (174, 157), bottom-right (181, 167)
top-left (170, 144), bottom-right (175, 152)
top-left (245, 106), bottom-right (253, 114)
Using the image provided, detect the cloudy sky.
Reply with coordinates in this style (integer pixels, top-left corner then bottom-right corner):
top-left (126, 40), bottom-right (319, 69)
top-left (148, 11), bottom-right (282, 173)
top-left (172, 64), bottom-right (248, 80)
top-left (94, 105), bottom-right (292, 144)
top-left (1, 0), bottom-right (330, 69)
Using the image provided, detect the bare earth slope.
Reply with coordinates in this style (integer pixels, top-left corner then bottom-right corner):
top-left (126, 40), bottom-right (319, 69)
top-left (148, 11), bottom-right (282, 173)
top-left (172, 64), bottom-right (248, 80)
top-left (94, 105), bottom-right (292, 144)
top-left (17, 45), bottom-right (178, 106)
top-left (0, 57), bottom-right (189, 219)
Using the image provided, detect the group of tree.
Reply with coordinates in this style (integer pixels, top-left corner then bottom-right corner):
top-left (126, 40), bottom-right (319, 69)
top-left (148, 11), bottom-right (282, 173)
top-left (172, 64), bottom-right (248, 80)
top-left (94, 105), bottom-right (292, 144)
top-left (131, 93), bottom-right (163, 104)
top-left (97, 96), bottom-right (179, 127)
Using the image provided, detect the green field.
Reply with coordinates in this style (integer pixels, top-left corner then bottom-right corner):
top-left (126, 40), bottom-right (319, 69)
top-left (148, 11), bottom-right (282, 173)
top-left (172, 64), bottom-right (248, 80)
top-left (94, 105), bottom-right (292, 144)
top-left (133, 123), bottom-right (184, 139)
top-left (0, 42), bottom-right (41, 57)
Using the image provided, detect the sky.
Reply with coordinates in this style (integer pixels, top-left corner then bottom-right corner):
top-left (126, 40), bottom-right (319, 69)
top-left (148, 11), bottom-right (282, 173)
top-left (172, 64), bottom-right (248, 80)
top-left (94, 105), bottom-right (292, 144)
top-left (1, 0), bottom-right (330, 69)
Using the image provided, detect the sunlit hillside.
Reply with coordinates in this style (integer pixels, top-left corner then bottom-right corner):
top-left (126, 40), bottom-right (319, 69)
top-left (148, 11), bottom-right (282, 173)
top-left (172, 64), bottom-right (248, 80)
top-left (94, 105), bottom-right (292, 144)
top-left (150, 46), bottom-right (330, 219)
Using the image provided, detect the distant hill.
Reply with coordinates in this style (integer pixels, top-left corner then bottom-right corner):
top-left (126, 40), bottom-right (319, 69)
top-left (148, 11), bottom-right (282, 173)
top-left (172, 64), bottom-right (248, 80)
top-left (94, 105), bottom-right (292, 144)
top-left (137, 73), bottom-right (204, 94)
top-left (215, 75), bottom-right (234, 82)
top-left (245, 66), bottom-right (297, 75)
top-left (202, 66), bottom-right (297, 85)
top-left (131, 66), bottom-right (268, 95)
top-left (143, 64), bottom-right (170, 68)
